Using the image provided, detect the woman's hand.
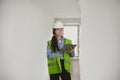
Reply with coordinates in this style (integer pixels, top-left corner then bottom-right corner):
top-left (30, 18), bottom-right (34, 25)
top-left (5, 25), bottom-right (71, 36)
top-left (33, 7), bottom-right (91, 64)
top-left (59, 50), bottom-right (64, 53)
top-left (68, 47), bottom-right (74, 53)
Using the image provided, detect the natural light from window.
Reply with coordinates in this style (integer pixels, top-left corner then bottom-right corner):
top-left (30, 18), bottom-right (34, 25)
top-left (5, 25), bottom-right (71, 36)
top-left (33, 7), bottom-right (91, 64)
top-left (64, 26), bottom-right (78, 57)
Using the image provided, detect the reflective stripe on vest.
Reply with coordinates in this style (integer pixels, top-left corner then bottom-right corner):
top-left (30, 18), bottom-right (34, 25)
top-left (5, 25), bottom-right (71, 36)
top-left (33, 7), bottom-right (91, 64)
top-left (48, 62), bottom-right (58, 66)
top-left (64, 60), bottom-right (70, 64)
top-left (48, 60), bottom-right (70, 66)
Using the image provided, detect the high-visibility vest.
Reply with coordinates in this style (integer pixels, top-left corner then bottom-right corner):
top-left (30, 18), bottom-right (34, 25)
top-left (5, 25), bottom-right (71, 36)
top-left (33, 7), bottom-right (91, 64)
top-left (47, 38), bottom-right (72, 74)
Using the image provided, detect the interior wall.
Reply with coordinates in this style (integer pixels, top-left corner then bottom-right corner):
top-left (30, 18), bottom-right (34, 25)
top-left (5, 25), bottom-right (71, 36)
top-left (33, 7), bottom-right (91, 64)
top-left (79, 0), bottom-right (120, 80)
top-left (0, 0), bottom-right (80, 80)
top-left (0, 1), bottom-right (50, 80)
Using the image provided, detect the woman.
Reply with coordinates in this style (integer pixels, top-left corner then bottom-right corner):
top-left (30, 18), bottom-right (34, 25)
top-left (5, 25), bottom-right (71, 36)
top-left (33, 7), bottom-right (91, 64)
top-left (46, 21), bottom-right (75, 80)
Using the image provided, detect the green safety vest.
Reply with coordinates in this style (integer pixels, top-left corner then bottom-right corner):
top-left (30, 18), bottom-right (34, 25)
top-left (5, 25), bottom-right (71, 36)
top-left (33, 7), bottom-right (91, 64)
top-left (47, 38), bottom-right (72, 74)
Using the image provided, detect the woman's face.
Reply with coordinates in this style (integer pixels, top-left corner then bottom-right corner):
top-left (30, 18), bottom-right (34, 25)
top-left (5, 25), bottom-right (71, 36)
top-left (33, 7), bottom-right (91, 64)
top-left (54, 28), bottom-right (64, 36)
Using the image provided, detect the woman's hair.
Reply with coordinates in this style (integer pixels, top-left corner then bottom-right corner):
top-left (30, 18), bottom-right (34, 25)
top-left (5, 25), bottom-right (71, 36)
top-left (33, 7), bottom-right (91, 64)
top-left (51, 29), bottom-right (60, 52)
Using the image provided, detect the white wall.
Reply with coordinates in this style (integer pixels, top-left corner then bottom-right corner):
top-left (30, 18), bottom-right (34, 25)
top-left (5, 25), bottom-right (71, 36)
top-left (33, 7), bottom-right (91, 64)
top-left (0, 0), bottom-right (80, 80)
top-left (79, 0), bottom-right (120, 80)
top-left (0, 1), bottom-right (50, 80)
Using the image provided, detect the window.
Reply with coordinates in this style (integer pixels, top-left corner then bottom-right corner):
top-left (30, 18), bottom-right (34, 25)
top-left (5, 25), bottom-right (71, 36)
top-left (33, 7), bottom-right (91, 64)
top-left (64, 26), bottom-right (79, 56)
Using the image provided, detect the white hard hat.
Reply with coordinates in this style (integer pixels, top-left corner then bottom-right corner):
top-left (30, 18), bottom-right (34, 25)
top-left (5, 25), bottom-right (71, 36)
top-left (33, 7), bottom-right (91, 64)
top-left (52, 21), bottom-right (64, 29)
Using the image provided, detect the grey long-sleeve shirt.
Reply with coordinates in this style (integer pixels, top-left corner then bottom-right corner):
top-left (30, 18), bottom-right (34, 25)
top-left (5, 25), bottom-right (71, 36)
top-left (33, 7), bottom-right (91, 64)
top-left (46, 37), bottom-right (75, 59)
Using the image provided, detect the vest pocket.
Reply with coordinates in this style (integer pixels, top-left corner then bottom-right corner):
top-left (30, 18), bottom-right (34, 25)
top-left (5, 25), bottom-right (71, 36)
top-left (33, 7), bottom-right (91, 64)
top-left (48, 57), bottom-right (61, 74)
top-left (48, 63), bottom-right (61, 74)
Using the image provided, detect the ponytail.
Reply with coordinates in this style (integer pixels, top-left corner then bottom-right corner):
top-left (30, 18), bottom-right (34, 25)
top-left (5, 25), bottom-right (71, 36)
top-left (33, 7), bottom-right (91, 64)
top-left (51, 29), bottom-right (59, 52)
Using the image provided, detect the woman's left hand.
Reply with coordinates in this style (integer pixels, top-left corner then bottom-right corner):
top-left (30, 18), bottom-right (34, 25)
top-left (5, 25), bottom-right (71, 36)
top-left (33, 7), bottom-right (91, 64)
top-left (68, 47), bottom-right (74, 53)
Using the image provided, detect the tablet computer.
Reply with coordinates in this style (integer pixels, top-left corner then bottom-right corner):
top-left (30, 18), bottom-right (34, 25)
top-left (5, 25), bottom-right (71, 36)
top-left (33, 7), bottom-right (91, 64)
top-left (60, 44), bottom-right (77, 51)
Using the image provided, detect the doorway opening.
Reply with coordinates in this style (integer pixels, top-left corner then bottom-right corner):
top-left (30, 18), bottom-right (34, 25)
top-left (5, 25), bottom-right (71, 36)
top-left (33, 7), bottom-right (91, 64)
top-left (55, 18), bottom-right (80, 80)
